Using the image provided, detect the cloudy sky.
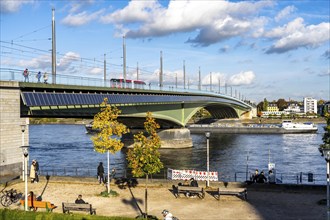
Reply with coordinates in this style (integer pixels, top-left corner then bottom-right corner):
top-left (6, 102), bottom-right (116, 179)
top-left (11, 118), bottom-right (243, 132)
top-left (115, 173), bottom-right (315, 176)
top-left (1, 0), bottom-right (329, 103)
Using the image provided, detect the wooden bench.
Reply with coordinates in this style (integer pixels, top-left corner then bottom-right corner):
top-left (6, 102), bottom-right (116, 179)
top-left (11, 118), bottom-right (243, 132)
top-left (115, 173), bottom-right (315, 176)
top-left (20, 199), bottom-right (57, 212)
top-left (62, 202), bottom-right (96, 215)
top-left (216, 188), bottom-right (247, 200)
top-left (172, 185), bottom-right (205, 199)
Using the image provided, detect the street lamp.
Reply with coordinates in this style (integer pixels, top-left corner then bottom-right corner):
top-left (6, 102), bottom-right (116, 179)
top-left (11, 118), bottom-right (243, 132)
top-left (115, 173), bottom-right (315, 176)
top-left (20, 145), bottom-right (30, 211)
top-left (21, 124), bottom-right (26, 181)
top-left (205, 131), bottom-right (210, 187)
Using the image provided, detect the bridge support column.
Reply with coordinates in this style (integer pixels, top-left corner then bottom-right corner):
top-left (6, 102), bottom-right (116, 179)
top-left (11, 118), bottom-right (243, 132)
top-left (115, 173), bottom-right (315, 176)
top-left (0, 81), bottom-right (29, 181)
top-left (158, 128), bottom-right (193, 148)
top-left (125, 128), bottom-right (193, 148)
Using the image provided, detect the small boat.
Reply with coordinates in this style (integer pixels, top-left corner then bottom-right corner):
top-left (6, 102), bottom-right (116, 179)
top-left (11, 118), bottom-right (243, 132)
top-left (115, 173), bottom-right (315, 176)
top-left (85, 121), bottom-right (98, 134)
top-left (280, 120), bottom-right (318, 133)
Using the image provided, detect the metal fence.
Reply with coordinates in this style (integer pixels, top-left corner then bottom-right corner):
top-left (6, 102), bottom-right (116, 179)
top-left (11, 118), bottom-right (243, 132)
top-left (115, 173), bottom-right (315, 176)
top-left (35, 166), bottom-right (326, 185)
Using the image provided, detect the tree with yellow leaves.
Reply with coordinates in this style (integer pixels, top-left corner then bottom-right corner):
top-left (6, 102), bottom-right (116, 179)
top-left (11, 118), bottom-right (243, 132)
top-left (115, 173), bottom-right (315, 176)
top-left (127, 112), bottom-right (163, 218)
top-left (91, 98), bottom-right (129, 193)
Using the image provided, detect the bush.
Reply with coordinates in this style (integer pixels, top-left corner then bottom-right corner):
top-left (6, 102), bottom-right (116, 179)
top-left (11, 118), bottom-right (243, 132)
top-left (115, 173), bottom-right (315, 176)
top-left (100, 190), bottom-right (119, 197)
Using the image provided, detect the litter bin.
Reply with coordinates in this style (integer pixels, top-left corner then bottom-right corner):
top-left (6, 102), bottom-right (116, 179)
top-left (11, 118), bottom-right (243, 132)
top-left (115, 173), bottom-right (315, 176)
top-left (307, 172), bottom-right (313, 182)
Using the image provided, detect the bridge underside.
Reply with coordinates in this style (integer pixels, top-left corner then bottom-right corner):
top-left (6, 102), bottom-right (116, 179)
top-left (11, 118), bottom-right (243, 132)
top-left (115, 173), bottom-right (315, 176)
top-left (19, 83), bottom-right (252, 127)
top-left (22, 102), bottom-right (250, 128)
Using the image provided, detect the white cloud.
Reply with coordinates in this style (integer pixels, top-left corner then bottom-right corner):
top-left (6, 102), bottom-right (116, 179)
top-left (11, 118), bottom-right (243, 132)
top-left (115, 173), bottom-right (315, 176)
top-left (275, 5), bottom-right (296, 22)
top-left (57, 52), bottom-right (80, 71)
top-left (100, 0), bottom-right (161, 24)
top-left (0, 0), bottom-right (33, 13)
top-left (62, 9), bottom-right (104, 26)
top-left (102, 0), bottom-right (273, 45)
top-left (90, 67), bottom-right (103, 75)
top-left (227, 71), bottom-right (256, 86)
top-left (265, 18), bottom-right (330, 53)
top-left (18, 55), bottom-right (51, 70)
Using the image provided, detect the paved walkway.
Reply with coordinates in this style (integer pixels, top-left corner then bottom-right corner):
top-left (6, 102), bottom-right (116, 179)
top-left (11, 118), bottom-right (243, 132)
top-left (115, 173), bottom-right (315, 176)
top-left (0, 176), bottom-right (327, 220)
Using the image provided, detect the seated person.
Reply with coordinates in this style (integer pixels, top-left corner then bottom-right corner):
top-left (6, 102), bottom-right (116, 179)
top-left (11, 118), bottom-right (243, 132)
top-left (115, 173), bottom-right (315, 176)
top-left (251, 169), bottom-right (259, 182)
top-left (256, 171), bottom-right (267, 183)
top-left (268, 170), bottom-right (276, 184)
top-left (75, 195), bottom-right (88, 204)
top-left (190, 178), bottom-right (198, 187)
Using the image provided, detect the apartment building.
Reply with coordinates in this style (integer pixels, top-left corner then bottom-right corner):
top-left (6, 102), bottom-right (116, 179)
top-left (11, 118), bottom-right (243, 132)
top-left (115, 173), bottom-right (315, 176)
top-left (304, 97), bottom-right (317, 114)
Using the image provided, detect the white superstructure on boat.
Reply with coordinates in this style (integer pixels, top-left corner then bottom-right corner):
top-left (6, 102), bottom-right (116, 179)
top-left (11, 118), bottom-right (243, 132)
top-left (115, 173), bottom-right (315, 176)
top-left (281, 120), bottom-right (318, 132)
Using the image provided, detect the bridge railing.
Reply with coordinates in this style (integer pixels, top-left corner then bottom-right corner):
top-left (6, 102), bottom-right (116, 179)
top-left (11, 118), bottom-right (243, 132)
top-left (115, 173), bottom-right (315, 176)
top-left (0, 68), bottom-right (250, 106)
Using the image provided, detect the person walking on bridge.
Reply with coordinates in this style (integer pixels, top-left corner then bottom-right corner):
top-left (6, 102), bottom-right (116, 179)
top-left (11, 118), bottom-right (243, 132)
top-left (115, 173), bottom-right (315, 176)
top-left (43, 72), bottom-right (48, 84)
top-left (23, 68), bottom-right (29, 82)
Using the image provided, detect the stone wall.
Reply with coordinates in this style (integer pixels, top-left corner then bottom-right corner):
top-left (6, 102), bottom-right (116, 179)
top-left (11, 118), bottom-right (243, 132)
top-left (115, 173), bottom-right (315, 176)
top-left (0, 81), bottom-right (29, 177)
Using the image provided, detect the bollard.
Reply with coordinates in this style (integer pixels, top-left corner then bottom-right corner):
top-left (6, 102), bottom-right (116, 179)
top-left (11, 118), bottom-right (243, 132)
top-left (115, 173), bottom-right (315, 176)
top-left (308, 173), bottom-right (313, 182)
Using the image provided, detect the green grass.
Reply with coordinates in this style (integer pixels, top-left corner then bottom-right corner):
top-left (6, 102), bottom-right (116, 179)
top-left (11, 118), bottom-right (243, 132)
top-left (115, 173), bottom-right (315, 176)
top-left (0, 208), bottom-right (137, 220)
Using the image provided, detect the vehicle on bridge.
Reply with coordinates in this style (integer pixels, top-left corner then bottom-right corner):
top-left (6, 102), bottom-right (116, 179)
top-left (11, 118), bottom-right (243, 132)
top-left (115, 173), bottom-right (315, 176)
top-left (110, 78), bottom-right (146, 89)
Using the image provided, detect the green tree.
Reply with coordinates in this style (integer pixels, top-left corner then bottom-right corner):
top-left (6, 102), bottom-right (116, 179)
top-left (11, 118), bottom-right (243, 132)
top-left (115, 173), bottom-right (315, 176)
top-left (91, 98), bottom-right (129, 193)
top-left (126, 112), bottom-right (163, 218)
top-left (320, 113), bottom-right (330, 151)
top-left (276, 98), bottom-right (287, 111)
top-left (263, 98), bottom-right (269, 111)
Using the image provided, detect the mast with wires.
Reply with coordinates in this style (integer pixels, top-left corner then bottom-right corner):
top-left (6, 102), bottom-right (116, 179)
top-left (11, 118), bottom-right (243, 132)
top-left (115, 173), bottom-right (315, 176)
top-left (52, 8), bottom-right (56, 84)
top-left (159, 51), bottom-right (163, 89)
top-left (183, 60), bottom-right (186, 90)
top-left (104, 53), bottom-right (106, 86)
top-left (198, 66), bottom-right (201, 91)
top-left (136, 62), bottom-right (139, 81)
top-left (123, 36), bottom-right (126, 85)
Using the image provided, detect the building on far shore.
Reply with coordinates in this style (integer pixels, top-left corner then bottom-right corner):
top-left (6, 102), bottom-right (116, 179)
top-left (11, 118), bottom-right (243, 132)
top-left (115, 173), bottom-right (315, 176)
top-left (304, 97), bottom-right (317, 114)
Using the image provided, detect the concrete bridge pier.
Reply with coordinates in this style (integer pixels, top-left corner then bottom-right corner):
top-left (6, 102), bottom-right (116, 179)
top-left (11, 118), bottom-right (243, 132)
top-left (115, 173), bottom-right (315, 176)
top-left (158, 128), bottom-right (193, 148)
top-left (0, 81), bottom-right (29, 179)
top-left (125, 127), bottom-right (193, 148)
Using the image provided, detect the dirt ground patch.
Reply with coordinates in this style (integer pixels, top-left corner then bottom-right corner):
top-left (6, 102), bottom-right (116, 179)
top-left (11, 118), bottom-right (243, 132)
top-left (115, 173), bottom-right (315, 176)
top-left (1, 177), bottom-right (326, 220)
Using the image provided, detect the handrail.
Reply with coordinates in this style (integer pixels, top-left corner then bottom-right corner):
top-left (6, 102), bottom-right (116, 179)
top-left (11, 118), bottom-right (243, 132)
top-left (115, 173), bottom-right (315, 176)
top-left (0, 67), bottom-right (252, 108)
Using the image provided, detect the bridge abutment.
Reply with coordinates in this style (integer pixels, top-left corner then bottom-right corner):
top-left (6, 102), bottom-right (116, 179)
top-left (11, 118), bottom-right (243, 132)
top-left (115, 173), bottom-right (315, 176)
top-left (0, 81), bottom-right (28, 179)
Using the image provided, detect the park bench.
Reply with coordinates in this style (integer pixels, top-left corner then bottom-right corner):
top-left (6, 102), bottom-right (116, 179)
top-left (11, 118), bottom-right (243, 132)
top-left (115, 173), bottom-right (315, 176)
top-left (62, 202), bottom-right (96, 215)
top-left (172, 185), bottom-right (205, 199)
top-left (20, 199), bottom-right (57, 212)
top-left (216, 187), bottom-right (247, 200)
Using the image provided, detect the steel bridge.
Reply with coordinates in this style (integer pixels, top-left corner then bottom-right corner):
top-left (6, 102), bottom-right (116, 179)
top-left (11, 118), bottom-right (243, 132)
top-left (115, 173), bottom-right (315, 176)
top-left (2, 69), bottom-right (252, 127)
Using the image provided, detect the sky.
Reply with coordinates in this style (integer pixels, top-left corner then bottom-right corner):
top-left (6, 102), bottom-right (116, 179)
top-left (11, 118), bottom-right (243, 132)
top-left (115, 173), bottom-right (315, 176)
top-left (0, 0), bottom-right (329, 103)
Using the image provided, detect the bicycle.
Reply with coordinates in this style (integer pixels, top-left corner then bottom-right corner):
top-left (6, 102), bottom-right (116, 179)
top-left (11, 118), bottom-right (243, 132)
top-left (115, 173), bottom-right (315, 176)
top-left (0, 189), bottom-right (22, 207)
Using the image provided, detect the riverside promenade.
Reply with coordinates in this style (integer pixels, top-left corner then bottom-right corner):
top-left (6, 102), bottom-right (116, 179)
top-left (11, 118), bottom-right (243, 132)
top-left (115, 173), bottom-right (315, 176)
top-left (0, 176), bottom-right (326, 220)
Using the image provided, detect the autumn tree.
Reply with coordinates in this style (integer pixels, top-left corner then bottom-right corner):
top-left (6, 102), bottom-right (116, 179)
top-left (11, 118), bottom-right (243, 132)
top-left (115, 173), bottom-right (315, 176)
top-left (91, 98), bottom-right (129, 193)
top-left (126, 112), bottom-right (163, 218)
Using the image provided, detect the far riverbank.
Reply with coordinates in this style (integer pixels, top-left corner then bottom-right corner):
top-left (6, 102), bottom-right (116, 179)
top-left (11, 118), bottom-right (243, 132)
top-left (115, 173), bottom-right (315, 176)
top-left (30, 117), bottom-right (326, 125)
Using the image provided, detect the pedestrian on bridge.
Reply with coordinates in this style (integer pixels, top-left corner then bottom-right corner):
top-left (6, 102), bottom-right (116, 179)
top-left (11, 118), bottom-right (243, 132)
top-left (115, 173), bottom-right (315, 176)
top-left (43, 72), bottom-right (48, 84)
top-left (23, 68), bottom-right (29, 82)
top-left (36, 71), bottom-right (42, 83)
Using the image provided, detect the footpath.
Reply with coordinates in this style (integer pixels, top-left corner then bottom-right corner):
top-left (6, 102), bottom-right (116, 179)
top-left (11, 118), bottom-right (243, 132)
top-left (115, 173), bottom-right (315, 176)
top-left (0, 176), bottom-right (327, 220)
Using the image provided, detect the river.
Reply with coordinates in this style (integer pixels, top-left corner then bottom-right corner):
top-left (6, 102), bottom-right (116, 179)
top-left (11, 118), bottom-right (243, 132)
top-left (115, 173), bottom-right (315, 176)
top-left (29, 123), bottom-right (326, 184)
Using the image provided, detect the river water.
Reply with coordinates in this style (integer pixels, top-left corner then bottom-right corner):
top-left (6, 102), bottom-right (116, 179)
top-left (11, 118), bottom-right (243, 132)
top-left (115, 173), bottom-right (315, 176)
top-left (29, 124), bottom-right (326, 184)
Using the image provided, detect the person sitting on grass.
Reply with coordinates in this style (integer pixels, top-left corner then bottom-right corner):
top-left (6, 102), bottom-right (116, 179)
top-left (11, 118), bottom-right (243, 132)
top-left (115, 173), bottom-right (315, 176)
top-left (75, 195), bottom-right (88, 204)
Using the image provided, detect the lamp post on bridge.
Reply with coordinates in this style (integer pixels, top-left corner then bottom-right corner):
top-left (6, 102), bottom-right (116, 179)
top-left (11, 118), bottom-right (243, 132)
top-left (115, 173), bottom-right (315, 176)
top-left (205, 131), bottom-right (211, 187)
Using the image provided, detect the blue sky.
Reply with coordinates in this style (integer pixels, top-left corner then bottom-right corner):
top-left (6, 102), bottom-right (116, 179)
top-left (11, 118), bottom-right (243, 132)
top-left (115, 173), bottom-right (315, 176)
top-left (1, 0), bottom-right (329, 103)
